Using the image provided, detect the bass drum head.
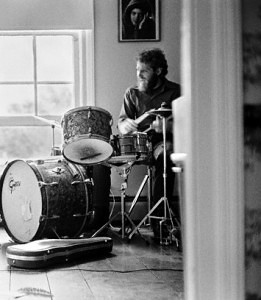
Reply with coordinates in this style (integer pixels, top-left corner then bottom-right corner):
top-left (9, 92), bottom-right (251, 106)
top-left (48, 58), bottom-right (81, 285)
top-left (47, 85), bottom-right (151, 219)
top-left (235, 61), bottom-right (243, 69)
top-left (63, 136), bottom-right (113, 165)
top-left (0, 160), bottom-right (42, 243)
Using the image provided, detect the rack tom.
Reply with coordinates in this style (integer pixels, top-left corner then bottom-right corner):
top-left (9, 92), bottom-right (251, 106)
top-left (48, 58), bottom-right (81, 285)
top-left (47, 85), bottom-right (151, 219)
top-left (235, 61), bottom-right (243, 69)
top-left (62, 106), bottom-right (113, 165)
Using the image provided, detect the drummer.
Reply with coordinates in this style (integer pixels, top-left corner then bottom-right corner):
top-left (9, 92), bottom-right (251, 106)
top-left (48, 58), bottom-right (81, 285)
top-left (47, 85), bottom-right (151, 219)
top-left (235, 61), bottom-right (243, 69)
top-left (117, 48), bottom-right (181, 241)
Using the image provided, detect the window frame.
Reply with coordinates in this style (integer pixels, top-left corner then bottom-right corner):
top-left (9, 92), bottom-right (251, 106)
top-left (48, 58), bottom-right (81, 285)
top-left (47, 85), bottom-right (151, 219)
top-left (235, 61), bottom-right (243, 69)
top-left (0, 29), bottom-right (94, 127)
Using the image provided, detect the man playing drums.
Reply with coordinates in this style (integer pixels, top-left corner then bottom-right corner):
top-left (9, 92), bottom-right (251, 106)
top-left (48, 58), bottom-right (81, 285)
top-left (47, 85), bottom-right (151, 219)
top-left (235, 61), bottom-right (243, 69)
top-left (117, 48), bottom-right (181, 241)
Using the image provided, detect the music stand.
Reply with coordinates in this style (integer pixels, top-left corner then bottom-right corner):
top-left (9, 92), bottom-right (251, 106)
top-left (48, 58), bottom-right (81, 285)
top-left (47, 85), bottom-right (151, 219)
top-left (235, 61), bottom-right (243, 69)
top-left (128, 108), bottom-right (180, 245)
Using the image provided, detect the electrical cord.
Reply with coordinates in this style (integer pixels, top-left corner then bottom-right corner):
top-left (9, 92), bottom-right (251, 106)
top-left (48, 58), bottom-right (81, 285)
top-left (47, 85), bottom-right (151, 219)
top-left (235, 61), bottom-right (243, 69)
top-left (78, 267), bottom-right (183, 273)
top-left (0, 267), bottom-right (183, 273)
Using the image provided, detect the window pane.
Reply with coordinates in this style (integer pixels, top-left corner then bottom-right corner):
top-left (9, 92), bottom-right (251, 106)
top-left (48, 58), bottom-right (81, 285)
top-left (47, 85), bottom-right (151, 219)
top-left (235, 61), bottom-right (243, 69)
top-left (0, 85), bottom-right (34, 115)
top-left (38, 84), bottom-right (74, 115)
top-left (37, 36), bottom-right (74, 81)
top-left (0, 36), bottom-right (33, 81)
top-left (0, 127), bottom-right (63, 165)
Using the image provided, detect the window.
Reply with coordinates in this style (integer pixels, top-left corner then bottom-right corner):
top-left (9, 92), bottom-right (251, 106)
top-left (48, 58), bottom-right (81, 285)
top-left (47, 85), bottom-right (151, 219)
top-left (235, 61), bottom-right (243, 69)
top-left (0, 30), bottom-right (93, 165)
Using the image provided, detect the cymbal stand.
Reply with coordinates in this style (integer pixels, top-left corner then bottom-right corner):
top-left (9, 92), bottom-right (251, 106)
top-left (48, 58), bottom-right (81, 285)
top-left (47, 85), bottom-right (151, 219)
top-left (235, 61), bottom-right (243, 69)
top-left (128, 113), bottom-right (178, 245)
top-left (50, 124), bottom-right (56, 156)
top-left (33, 116), bottom-right (60, 156)
top-left (91, 161), bottom-right (138, 239)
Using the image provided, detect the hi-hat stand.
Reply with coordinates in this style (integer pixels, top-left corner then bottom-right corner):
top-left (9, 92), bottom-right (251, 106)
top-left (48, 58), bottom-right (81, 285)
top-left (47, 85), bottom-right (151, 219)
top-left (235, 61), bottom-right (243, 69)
top-left (128, 107), bottom-right (180, 245)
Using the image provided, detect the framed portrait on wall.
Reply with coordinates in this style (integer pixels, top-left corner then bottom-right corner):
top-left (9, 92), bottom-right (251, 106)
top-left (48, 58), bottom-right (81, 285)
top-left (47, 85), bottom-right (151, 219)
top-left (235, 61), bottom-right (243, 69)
top-left (119, 0), bottom-right (160, 42)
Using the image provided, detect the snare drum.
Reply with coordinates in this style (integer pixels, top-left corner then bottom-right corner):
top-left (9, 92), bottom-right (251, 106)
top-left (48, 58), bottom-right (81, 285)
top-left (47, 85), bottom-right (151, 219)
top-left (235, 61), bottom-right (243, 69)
top-left (0, 157), bottom-right (92, 243)
top-left (62, 106), bottom-right (113, 165)
top-left (118, 132), bottom-right (149, 156)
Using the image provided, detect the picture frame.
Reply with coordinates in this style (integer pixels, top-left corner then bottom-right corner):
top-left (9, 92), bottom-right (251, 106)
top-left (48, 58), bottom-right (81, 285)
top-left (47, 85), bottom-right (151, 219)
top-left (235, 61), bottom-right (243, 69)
top-left (119, 0), bottom-right (160, 42)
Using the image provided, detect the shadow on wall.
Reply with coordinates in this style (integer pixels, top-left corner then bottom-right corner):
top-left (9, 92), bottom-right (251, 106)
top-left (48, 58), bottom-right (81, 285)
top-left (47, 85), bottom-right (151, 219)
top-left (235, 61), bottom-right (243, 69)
top-left (243, 3), bottom-right (261, 300)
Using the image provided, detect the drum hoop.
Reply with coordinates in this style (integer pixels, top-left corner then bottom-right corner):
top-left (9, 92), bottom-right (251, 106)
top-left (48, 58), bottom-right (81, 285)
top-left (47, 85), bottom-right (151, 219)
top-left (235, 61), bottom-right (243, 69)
top-left (135, 132), bottom-right (148, 136)
top-left (0, 160), bottom-right (22, 238)
top-left (119, 132), bottom-right (148, 138)
top-left (63, 134), bottom-right (111, 146)
top-left (0, 159), bottom-right (46, 243)
top-left (63, 106), bottom-right (112, 119)
top-left (108, 154), bottom-right (148, 165)
top-left (62, 149), bottom-right (113, 166)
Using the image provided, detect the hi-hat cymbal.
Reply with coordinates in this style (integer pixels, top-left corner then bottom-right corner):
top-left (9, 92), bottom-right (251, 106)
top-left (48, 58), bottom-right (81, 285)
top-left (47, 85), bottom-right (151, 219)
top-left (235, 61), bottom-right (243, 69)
top-left (147, 108), bottom-right (172, 117)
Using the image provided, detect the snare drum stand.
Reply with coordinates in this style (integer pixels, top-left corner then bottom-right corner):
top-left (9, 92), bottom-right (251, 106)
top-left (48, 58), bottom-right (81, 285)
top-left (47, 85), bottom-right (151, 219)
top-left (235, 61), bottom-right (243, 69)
top-left (91, 161), bottom-right (139, 239)
top-left (128, 110), bottom-right (180, 246)
top-left (127, 163), bottom-right (152, 228)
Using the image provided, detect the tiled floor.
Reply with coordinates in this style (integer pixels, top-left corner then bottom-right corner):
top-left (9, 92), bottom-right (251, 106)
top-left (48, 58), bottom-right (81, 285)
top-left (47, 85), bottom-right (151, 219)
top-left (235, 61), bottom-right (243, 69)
top-left (0, 225), bottom-right (184, 300)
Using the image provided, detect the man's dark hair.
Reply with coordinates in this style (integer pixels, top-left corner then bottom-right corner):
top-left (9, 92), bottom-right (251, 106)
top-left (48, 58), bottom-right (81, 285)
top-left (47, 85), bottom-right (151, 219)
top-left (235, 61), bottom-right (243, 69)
top-left (136, 48), bottom-right (168, 78)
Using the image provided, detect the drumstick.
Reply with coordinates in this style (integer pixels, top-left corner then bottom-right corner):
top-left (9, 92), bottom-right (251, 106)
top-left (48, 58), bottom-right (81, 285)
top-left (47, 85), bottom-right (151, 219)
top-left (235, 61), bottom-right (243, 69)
top-left (80, 153), bottom-right (101, 161)
top-left (135, 108), bottom-right (173, 125)
top-left (135, 111), bottom-right (151, 125)
top-left (143, 126), bottom-right (153, 133)
top-left (137, 111), bottom-right (173, 133)
top-left (34, 116), bottom-right (61, 128)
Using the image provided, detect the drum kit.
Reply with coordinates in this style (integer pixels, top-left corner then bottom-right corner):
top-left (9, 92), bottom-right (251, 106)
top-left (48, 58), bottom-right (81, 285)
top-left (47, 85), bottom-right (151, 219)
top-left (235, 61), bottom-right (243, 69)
top-left (0, 105), bottom-right (180, 247)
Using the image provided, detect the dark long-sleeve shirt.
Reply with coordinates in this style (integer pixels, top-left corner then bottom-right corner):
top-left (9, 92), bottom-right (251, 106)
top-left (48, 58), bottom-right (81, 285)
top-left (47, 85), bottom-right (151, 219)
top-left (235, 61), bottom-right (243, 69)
top-left (118, 78), bottom-right (181, 145)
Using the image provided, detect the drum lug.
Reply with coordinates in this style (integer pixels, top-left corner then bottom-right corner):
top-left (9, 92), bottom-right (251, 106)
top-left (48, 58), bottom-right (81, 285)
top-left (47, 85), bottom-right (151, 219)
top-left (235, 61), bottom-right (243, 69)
top-left (84, 178), bottom-right (94, 185)
top-left (40, 215), bottom-right (60, 222)
top-left (73, 213), bottom-right (88, 217)
top-left (38, 181), bottom-right (58, 188)
top-left (52, 167), bottom-right (65, 175)
top-left (40, 215), bottom-right (46, 222)
top-left (71, 180), bottom-right (82, 185)
top-left (50, 215), bottom-right (60, 220)
top-left (36, 159), bottom-right (45, 165)
top-left (71, 178), bottom-right (94, 186)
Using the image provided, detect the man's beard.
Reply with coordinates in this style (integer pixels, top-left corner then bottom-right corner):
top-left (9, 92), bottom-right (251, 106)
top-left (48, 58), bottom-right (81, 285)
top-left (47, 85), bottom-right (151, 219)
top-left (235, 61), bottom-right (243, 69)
top-left (137, 73), bottom-right (159, 93)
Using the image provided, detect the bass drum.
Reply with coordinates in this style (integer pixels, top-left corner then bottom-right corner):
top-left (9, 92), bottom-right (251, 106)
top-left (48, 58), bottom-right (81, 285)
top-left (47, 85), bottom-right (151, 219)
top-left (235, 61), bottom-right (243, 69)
top-left (0, 157), bottom-right (93, 243)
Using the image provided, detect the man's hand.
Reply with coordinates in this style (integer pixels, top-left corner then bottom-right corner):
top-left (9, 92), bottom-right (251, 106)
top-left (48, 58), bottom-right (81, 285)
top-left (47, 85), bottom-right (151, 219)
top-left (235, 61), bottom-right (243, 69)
top-left (151, 115), bottom-right (173, 133)
top-left (151, 116), bottom-right (163, 133)
top-left (118, 118), bottom-right (138, 135)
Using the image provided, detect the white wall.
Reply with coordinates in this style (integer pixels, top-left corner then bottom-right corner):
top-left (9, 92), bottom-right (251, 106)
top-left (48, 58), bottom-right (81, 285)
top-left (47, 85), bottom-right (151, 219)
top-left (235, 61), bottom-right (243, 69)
top-left (94, 0), bottom-right (181, 134)
top-left (93, 0), bottom-right (181, 195)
